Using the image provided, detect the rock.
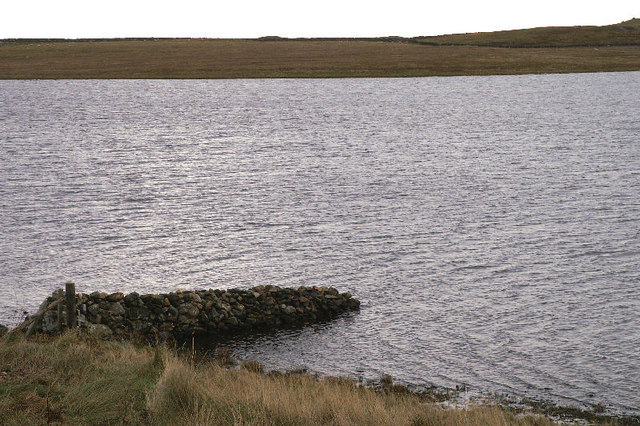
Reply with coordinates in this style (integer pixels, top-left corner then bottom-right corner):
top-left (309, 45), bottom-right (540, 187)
top-left (127, 306), bottom-right (151, 320)
top-left (166, 306), bottom-right (178, 319)
top-left (167, 294), bottom-right (181, 307)
top-left (21, 285), bottom-right (359, 339)
top-left (85, 323), bottom-right (113, 339)
top-left (42, 310), bottom-right (59, 334)
top-left (183, 293), bottom-right (202, 304)
top-left (106, 292), bottom-right (124, 302)
top-left (178, 303), bottom-right (199, 318)
top-left (177, 315), bottom-right (192, 324)
top-left (90, 291), bottom-right (107, 300)
top-left (124, 292), bottom-right (142, 307)
top-left (144, 294), bottom-right (164, 305)
top-left (38, 289), bottom-right (64, 311)
top-left (87, 303), bottom-right (101, 316)
top-left (109, 302), bottom-right (126, 316)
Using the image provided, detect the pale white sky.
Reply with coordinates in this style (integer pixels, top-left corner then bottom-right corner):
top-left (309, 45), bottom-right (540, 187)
top-left (1, 0), bottom-right (638, 39)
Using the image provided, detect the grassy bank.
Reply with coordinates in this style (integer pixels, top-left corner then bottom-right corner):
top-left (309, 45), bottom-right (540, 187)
top-left (1, 19), bottom-right (639, 79)
top-left (0, 331), bottom-right (558, 425)
top-left (414, 18), bottom-right (640, 47)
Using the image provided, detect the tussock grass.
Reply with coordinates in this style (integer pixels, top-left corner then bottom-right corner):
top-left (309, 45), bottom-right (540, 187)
top-left (0, 331), bottom-right (555, 425)
top-left (147, 356), bottom-right (552, 425)
top-left (0, 332), bottom-right (162, 424)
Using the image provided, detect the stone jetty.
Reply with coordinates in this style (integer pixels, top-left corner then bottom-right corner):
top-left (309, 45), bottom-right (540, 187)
top-left (21, 285), bottom-right (360, 340)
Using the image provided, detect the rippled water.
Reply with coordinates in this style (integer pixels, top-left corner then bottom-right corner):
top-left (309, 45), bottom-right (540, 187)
top-left (1, 73), bottom-right (639, 414)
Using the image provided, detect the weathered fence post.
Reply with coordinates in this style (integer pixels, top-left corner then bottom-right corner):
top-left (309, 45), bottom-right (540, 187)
top-left (65, 282), bottom-right (76, 329)
top-left (57, 302), bottom-right (63, 330)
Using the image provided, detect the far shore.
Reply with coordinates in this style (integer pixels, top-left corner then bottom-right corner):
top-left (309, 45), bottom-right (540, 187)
top-left (1, 38), bottom-right (639, 79)
top-left (2, 19), bottom-right (639, 79)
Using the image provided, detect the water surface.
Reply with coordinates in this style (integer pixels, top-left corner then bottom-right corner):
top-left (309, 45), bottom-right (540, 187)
top-left (1, 73), bottom-right (639, 413)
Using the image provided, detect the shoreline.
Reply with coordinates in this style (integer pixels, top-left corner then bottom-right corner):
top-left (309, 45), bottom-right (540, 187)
top-left (3, 68), bottom-right (640, 81)
top-left (1, 332), bottom-right (638, 424)
top-left (3, 288), bottom-right (638, 424)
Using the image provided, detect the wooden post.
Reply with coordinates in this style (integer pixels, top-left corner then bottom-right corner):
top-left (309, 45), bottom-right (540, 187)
top-left (65, 282), bottom-right (76, 329)
top-left (57, 302), bottom-right (63, 330)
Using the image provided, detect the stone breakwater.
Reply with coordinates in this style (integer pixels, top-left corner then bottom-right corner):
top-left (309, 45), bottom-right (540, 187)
top-left (25, 285), bottom-right (360, 340)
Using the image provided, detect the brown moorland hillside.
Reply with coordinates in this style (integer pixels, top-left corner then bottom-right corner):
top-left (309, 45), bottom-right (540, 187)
top-left (1, 19), bottom-right (639, 79)
top-left (414, 18), bottom-right (640, 47)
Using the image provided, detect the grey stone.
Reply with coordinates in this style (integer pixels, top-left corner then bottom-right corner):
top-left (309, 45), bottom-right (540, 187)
top-left (127, 306), bottom-right (151, 320)
top-left (178, 303), bottom-right (199, 318)
top-left (183, 293), bottom-right (202, 304)
top-left (90, 291), bottom-right (107, 300)
top-left (109, 302), bottom-right (126, 316)
top-left (166, 306), bottom-right (178, 319)
top-left (85, 323), bottom-right (113, 339)
top-left (87, 303), bottom-right (101, 316)
top-left (142, 294), bottom-right (164, 305)
top-left (22, 285), bottom-right (360, 340)
top-left (42, 310), bottom-right (59, 334)
top-left (124, 292), bottom-right (141, 306)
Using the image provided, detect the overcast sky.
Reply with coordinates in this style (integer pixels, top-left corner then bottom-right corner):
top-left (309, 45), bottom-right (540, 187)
top-left (1, 0), bottom-right (638, 39)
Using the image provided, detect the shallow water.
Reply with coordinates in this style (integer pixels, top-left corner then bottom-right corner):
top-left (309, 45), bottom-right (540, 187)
top-left (1, 73), bottom-right (639, 414)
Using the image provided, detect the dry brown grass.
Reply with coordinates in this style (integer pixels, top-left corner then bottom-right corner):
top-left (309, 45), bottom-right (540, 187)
top-left (1, 38), bottom-right (639, 79)
top-left (0, 331), bottom-right (557, 425)
top-left (0, 332), bottom-right (162, 424)
top-left (147, 356), bottom-right (553, 426)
